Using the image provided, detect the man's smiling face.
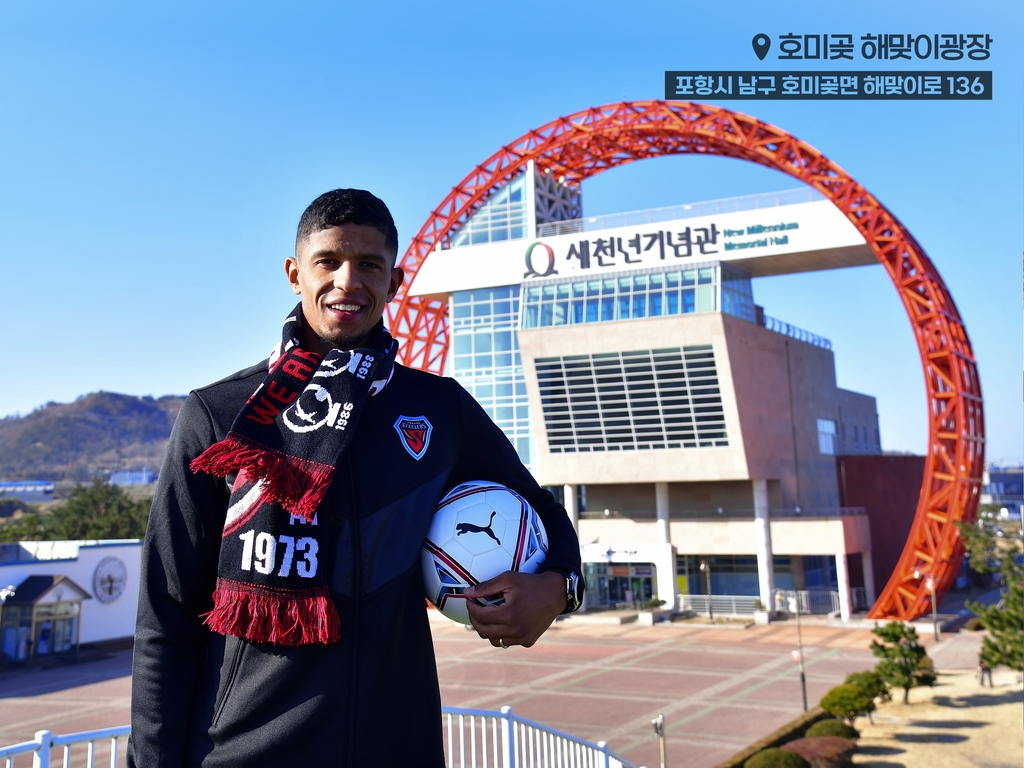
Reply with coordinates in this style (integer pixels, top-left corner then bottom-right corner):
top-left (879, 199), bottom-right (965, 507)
top-left (286, 224), bottom-right (404, 355)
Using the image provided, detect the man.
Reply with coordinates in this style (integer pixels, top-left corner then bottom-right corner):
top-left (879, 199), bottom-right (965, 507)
top-left (128, 189), bottom-right (584, 767)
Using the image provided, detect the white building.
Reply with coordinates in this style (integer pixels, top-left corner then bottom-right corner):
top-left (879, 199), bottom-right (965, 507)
top-left (0, 540), bottom-right (141, 662)
top-left (411, 165), bottom-right (882, 619)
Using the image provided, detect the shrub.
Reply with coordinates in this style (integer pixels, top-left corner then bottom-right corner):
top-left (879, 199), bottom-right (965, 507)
top-left (753, 598), bottom-right (766, 611)
top-left (781, 736), bottom-right (856, 767)
top-left (805, 719), bottom-right (859, 740)
top-left (964, 617), bottom-right (984, 631)
top-left (844, 669), bottom-right (890, 703)
top-left (743, 747), bottom-right (810, 768)
top-left (641, 598), bottom-right (667, 610)
top-left (0, 497), bottom-right (30, 519)
top-left (820, 684), bottom-right (873, 727)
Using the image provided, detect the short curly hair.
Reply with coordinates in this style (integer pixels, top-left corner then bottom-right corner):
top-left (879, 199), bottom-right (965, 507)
top-left (295, 189), bottom-right (399, 261)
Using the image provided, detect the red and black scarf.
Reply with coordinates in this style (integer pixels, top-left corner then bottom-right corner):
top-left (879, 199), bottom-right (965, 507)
top-left (191, 305), bottom-right (397, 646)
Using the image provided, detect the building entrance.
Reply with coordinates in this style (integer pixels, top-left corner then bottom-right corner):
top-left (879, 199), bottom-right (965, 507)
top-left (584, 562), bottom-right (656, 608)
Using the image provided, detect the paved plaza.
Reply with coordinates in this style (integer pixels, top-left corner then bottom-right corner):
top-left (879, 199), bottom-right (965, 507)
top-left (0, 616), bottom-right (898, 767)
top-left (432, 616), bottom-right (881, 767)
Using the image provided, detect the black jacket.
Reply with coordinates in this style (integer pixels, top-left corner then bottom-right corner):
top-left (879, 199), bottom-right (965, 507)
top-left (127, 362), bottom-right (583, 768)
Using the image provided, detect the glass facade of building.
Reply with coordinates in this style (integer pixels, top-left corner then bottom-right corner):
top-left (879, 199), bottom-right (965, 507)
top-left (676, 555), bottom-right (794, 596)
top-left (521, 262), bottom-right (756, 329)
top-left (450, 286), bottom-right (534, 469)
top-left (450, 174), bottom-right (528, 248)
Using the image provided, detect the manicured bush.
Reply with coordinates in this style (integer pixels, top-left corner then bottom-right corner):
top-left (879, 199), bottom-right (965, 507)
top-left (641, 598), bottom-right (666, 610)
top-left (844, 669), bottom-right (890, 703)
top-left (819, 684), bottom-right (873, 727)
top-left (805, 719), bottom-right (859, 740)
top-left (964, 617), bottom-right (984, 631)
top-left (781, 736), bottom-right (856, 767)
top-left (743, 747), bottom-right (810, 768)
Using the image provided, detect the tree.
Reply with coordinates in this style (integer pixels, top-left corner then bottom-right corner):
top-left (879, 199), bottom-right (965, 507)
top-left (957, 508), bottom-right (1024, 672)
top-left (870, 622), bottom-right (936, 704)
top-left (844, 669), bottom-right (890, 703)
top-left (819, 684), bottom-right (873, 727)
top-left (0, 510), bottom-right (47, 542)
top-left (44, 480), bottom-right (150, 540)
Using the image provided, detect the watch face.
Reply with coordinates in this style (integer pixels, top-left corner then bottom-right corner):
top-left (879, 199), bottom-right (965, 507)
top-left (566, 572), bottom-right (581, 610)
top-left (93, 556), bottom-right (128, 604)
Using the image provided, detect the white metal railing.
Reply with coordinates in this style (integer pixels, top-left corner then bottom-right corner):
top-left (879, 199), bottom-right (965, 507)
top-left (761, 315), bottom-right (832, 350)
top-left (0, 726), bottom-right (130, 768)
top-left (768, 506), bottom-right (866, 518)
top-left (536, 187), bottom-right (823, 237)
top-left (851, 587), bottom-right (868, 612)
top-left (773, 589), bottom-right (841, 615)
top-left (677, 594), bottom-right (759, 616)
top-left (442, 706), bottom-right (635, 768)
top-left (1, 710), bottom-right (636, 768)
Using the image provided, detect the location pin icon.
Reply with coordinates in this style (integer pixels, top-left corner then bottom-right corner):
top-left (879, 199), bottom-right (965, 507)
top-left (752, 33), bottom-right (771, 61)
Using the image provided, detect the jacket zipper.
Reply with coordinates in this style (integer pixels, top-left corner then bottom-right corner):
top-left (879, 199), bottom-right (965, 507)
top-left (346, 452), bottom-right (360, 768)
top-left (211, 637), bottom-right (245, 728)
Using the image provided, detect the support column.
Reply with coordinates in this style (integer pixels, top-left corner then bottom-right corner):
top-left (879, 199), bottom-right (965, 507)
top-left (525, 159), bottom-right (538, 238)
top-left (655, 482), bottom-right (670, 545)
top-left (753, 479), bottom-right (775, 613)
top-left (563, 484), bottom-right (578, 533)
top-left (836, 553), bottom-right (852, 621)
top-left (654, 543), bottom-right (678, 610)
top-left (861, 550), bottom-right (876, 606)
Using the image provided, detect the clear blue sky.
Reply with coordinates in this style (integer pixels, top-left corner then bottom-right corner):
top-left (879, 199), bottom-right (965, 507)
top-left (0, 1), bottom-right (1020, 462)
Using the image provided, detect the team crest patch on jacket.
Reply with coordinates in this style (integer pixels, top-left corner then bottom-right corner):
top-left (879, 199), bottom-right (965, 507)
top-left (394, 415), bottom-right (433, 460)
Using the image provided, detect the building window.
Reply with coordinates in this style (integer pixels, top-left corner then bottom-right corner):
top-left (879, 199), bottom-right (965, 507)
top-left (450, 286), bottom-right (534, 471)
top-left (817, 418), bottom-right (838, 455)
top-left (521, 262), bottom-right (756, 329)
top-left (450, 174), bottom-right (528, 247)
top-left (535, 346), bottom-right (727, 452)
top-left (676, 555), bottom-right (759, 596)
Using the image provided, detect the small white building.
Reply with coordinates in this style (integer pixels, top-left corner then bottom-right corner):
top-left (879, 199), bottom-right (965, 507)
top-left (0, 540), bottom-right (141, 663)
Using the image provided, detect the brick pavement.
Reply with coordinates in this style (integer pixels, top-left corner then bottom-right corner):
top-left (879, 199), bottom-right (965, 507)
top-left (0, 618), bottom-right (895, 767)
top-left (928, 631), bottom-right (985, 671)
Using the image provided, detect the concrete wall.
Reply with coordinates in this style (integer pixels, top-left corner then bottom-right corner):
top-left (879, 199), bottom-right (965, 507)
top-left (518, 312), bottom-right (750, 485)
top-left (668, 480), bottom-right (756, 517)
top-left (584, 484), bottom-right (657, 519)
top-left (0, 540), bottom-right (142, 644)
top-left (721, 313), bottom-right (842, 510)
top-left (578, 516), bottom-right (871, 556)
top-left (836, 389), bottom-right (881, 455)
top-left (835, 454), bottom-right (926, 596)
top-left (519, 311), bottom-right (846, 515)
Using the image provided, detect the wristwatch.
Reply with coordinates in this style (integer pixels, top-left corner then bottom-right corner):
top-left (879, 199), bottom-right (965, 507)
top-left (563, 571), bottom-right (582, 613)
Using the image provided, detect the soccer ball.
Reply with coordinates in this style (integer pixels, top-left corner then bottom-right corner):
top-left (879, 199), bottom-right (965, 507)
top-left (422, 481), bottom-right (548, 625)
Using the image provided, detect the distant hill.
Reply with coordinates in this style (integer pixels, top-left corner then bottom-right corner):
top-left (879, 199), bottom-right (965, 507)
top-left (0, 392), bottom-right (186, 482)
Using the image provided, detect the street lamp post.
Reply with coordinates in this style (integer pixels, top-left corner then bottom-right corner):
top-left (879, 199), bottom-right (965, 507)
top-left (776, 588), bottom-right (807, 712)
top-left (652, 714), bottom-right (666, 768)
top-left (700, 558), bottom-right (713, 622)
top-left (915, 569), bottom-right (940, 641)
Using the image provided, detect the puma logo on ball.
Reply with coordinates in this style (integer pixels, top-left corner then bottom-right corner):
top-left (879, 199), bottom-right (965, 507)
top-left (455, 511), bottom-right (501, 545)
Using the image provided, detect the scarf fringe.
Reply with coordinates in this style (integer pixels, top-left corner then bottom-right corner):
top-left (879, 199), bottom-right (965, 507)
top-left (204, 579), bottom-right (341, 646)
top-left (191, 434), bottom-right (333, 522)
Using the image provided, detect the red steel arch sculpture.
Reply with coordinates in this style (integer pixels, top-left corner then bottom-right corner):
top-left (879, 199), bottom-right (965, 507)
top-left (386, 100), bottom-right (984, 619)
